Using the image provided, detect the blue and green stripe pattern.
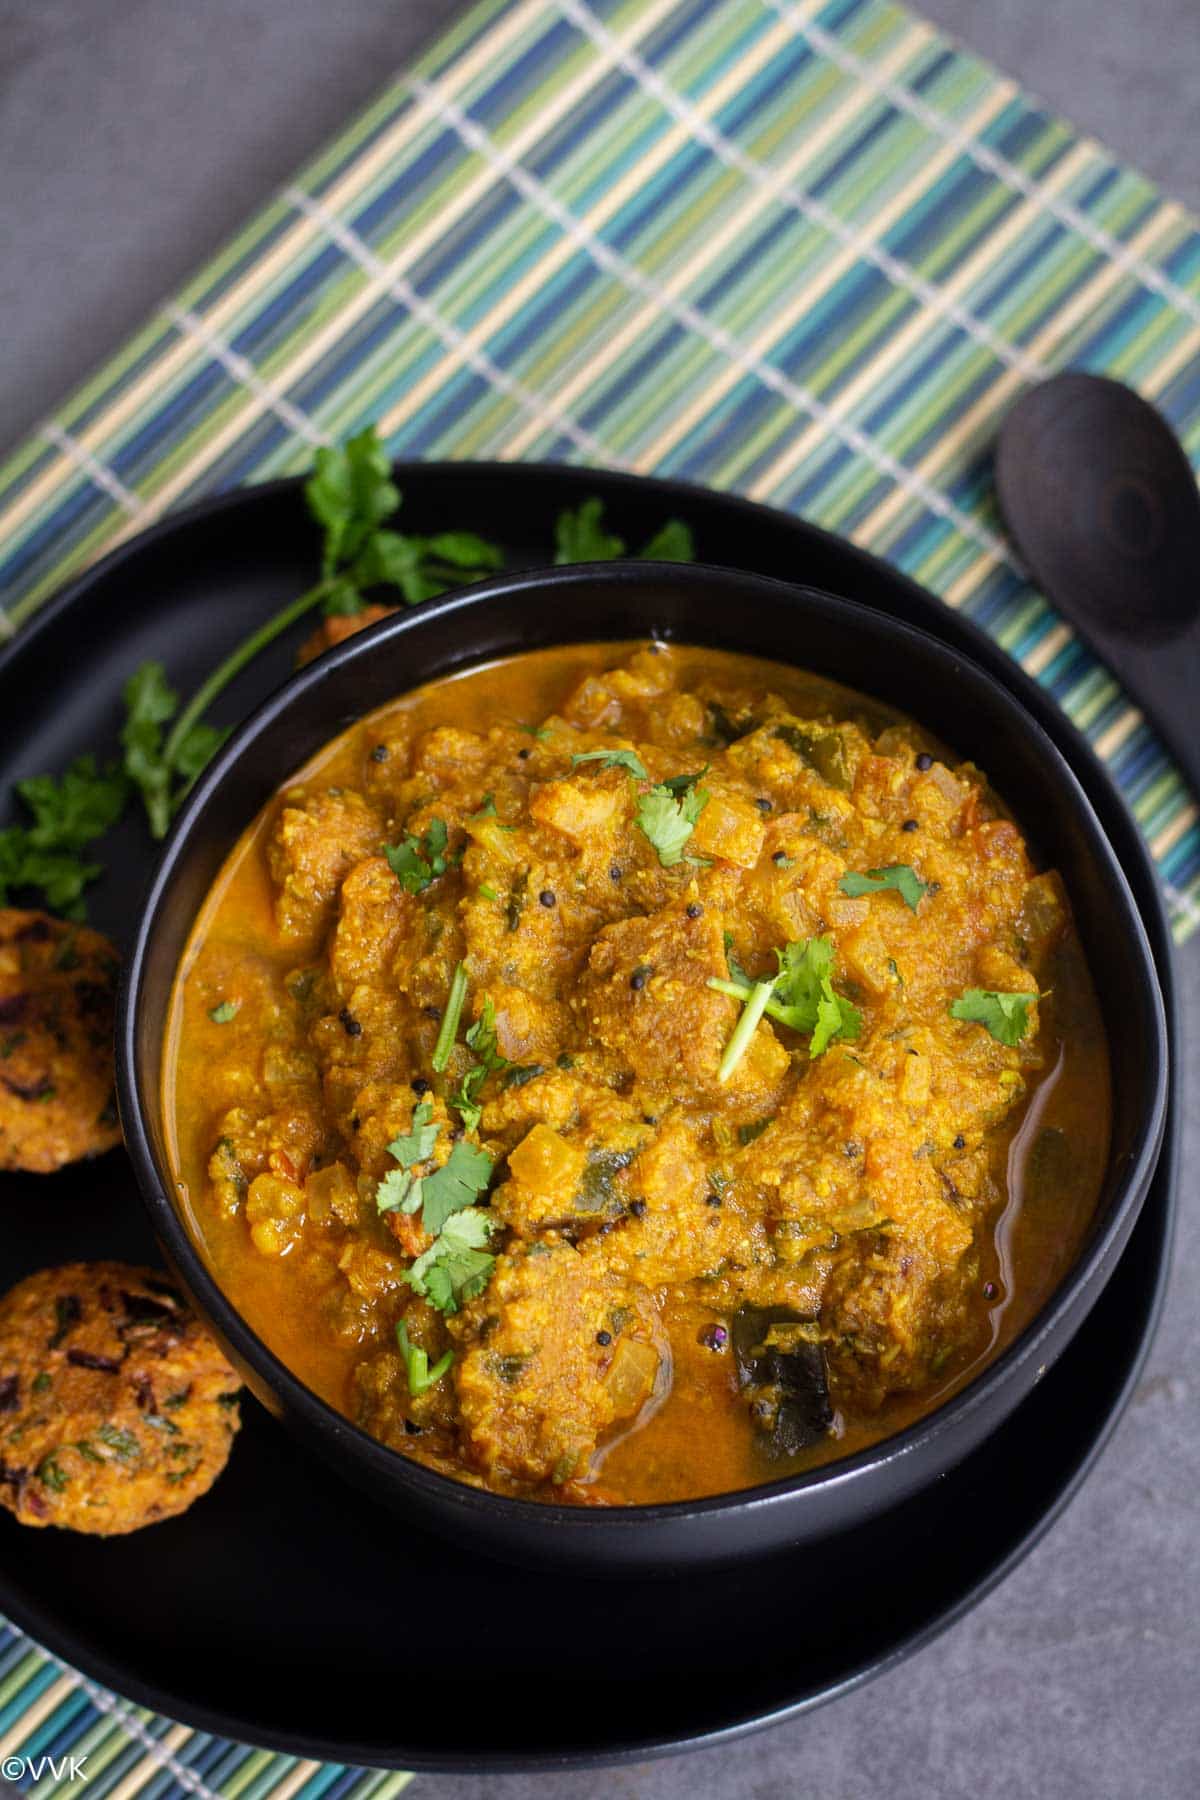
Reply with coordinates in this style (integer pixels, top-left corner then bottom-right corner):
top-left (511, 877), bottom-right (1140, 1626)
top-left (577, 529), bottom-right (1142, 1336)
top-left (0, 1623), bottom-right (412, 1798)
top-left (0, 0), bottom-right (1198, 1773)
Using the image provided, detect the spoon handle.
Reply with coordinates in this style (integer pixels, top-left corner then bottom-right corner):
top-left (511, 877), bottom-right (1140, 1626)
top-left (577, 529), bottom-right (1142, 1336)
top-left (1061, 611), bottom-right (1200, 810)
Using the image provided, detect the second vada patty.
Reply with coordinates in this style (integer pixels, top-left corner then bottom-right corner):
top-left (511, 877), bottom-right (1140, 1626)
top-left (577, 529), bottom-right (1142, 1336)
top-left (0, 1262), bottom-right (242, 1534)
top-left (0, 909), bottom-right (122, 1174)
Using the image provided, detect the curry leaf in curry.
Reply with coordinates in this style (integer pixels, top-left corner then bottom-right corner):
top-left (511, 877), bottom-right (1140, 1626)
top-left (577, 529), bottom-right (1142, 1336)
top-left (635, 780), bottom-right (709, 867)
top-left (838, 863), bottom-right (928, 913)
top-left (949, 988), bottom-right (1035, 1047)
top-left (396, 1319), bottom-right (454, 1395)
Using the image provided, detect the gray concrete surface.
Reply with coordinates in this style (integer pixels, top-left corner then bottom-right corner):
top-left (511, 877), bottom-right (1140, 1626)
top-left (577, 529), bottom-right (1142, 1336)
top-left (2, 3), bottom-right (1198, 1796)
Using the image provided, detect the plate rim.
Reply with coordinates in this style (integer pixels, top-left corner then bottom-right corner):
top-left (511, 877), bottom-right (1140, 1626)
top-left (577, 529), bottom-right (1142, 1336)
top-left (0, 463), bottom-right (1180, 1772)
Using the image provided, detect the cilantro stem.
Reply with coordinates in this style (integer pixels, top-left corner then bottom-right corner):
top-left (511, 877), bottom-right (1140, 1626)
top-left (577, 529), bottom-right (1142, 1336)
top-left (161, 576), bottom-right (333, 781)
top-left (710, 974), bottom-right (794, 1032)
top-left (432, 961), bottom-right (469, 1073)
top-left (717, 977), bottom-right (775, 1084)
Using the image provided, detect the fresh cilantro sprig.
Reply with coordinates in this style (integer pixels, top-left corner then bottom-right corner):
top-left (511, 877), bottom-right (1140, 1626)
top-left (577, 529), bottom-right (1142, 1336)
top-left (375, 1090), bottom-right (498, 1313)
top-left (450, 999), bottom-right (509, 1131)
top-left (376, 1103), bottom-right (495, 1247)
top-left (396, 1319), bottom-right (453, 1395)
top-left (376, 1101), bottom-right (442, 1215)
top-left (554, 497), bottom-right (694, 564)
top-left (120, 663), bottom-right (229, 840)
top-left (570, 748), bottom-right (649, 780)
top-left (407, 1205), bottom-right (498, 1313)
top-left (307, 429), bottom-right (504, 612)
top-left (417, 1140), bottom-right (496, 1236)
top-left (119, 431), bottom-right (503, 840)
top-left (838, 863), bottom-right (928, 913)
top-left (709, 935), bottom-right (861, 1081)
top-left (949, 988), bottom-right (1035, 1046)
top-left (384, 818), bottom-right (453, 894)
top-left (398, 1139), bottom-right (497, 1314)
top-left (0, 754), bottom-right (127, 918)
top-left (636, 779), bottom-right (709, 867)
top-left (573, 751), bottom-right (709, 866)
top-left (432, 962), bottom-right (470, 1074)
top-left (2, 424), bottom-right (701, 899)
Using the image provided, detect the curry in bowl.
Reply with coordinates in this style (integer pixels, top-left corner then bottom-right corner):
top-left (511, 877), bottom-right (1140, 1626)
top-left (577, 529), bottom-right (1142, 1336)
top-left (164, 642), bottom-right (1109, 1505)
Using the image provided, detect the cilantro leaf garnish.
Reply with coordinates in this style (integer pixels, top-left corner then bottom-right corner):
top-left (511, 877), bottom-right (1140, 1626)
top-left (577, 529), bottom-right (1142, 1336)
top-left (377, 1102), bottom-right (442, 1215)
top-left (636, 780), bottom-right (709, 867)
top-left (570, 748), bottom-right (649, 780)
top-left (388, 1101), bottom-right (440, 1169)
top-left (120, 662), bottom-right (181, 839)
top-left (119, 661), bottom-right (231, 840)
top-left (709, 934), bottom-right (861, 1080)
top-left (554, 497), bottom-right (625, 562)
top-left (554, 497), bottom-right (694, 565)
top-left (396, 1319), bottom-right (453, 1395)
top-left (0, 754), bottom-right (128, 918)
top-left (450, 999), bottom-right (509, 1130)
top-left (640, 519), bottom-right (696, 560)
top-left (419, 1140), bottom-right (495, 1236)
top-left (208, 1000), bottom-right (239, 1024)
top-left (307, 433), bottom-right (502, 611)
top-left (1, 432), bottom-right (703, 914)
top-left (306, 428), bottom-right (401, 578)
top-left (406, 1203), bottom-right (497, 1313)
top-left (771, 938), bottom-right (862, 1047)
top-left (838, 863), bottom-right (928, 913)
top-left (949, 988), bottom-right (1035, 1046)
top-left (15, 756), bottom-right (129, 850)
top-left (385, 818), bottom-right (452, 894)
top-left (376, 1167), bottom-right (421, 1214)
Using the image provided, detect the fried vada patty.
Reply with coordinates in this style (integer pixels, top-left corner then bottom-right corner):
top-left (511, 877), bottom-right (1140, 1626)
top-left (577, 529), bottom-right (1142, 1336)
top-left (0, 1262), bottom-right (242, 1534)
top-left (0, 909), bottom-right (122, 1173)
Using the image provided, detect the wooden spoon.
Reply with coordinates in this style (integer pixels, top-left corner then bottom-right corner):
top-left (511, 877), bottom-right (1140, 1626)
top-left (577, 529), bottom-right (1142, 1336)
top-left (995, 372), bottom-right (1200, 800)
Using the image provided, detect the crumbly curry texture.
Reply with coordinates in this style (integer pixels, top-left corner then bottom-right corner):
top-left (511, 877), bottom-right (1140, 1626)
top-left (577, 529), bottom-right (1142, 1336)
top-left (0, 1263), bottom-right (241, 1533)
top-left (185, 644), bottom-right (1078, 1502)
top-left (0, 909), bottom-right (122, 1174)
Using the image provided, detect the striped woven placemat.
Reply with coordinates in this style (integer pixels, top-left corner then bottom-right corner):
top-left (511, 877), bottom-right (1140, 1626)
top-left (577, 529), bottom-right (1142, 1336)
top-left (1, 0), bottom-right (1197, 1789)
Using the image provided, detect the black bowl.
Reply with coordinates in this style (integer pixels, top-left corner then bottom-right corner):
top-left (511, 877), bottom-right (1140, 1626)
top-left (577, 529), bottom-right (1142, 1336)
top-left (117, 562), bottom-right (1168, 1572)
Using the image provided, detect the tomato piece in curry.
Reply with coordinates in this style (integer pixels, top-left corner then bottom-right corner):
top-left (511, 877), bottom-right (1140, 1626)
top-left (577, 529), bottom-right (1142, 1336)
top-left (165, 643), bottom-right (1110, 1504)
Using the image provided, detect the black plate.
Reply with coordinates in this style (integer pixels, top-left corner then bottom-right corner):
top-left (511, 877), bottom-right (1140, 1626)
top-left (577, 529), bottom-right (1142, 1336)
top-left (0, 466), bottom-right (1178, 1772)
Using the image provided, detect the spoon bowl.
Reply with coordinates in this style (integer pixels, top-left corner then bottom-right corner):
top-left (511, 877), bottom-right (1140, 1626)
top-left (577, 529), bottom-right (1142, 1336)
top-left (997, 372), bottom-right (1200, 794)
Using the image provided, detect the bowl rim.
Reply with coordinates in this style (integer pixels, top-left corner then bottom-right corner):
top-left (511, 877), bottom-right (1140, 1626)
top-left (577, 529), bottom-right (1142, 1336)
top-left (117, 559), bottom-right (1170, 1533)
